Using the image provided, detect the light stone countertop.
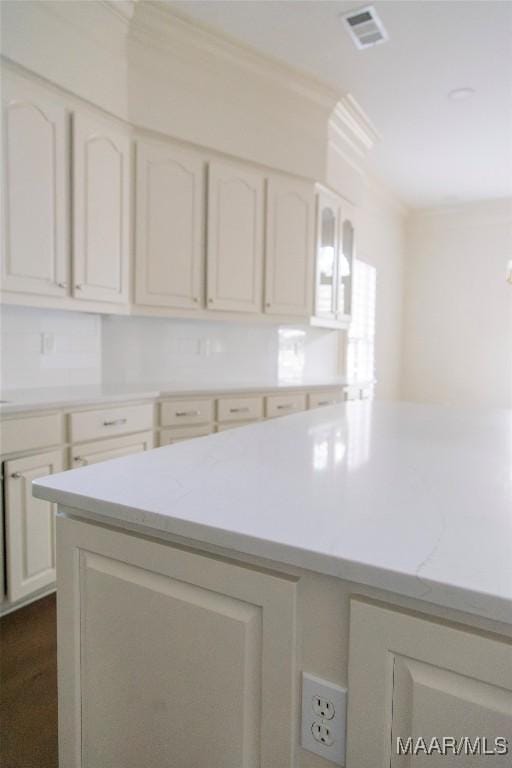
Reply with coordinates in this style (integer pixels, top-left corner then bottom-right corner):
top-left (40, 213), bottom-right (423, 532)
top-left (0, 376), bottom-right (362, 415)
top-left (34, 401), bottom-right (512, 625)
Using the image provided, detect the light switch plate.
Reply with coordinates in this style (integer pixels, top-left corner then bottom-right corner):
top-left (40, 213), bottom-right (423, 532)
top-left (301, 672), bottom-right (347, 765)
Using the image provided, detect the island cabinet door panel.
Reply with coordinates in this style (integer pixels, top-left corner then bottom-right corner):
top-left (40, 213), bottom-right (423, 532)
top-left (57, 515), bottom-right (298, 768)
top-left (4, 451), bottom-right (63, 602)
top-left (347, 600), bottom-right (512, 768)
top-left (207, 160), bottom-right (264, 313)
top-left (264, 177), bottom-right (315, 317)
top-left (135, 141), bottom-right (205, 308)
top-left (72, 113), bottom-right (130, 303)
top-left (1, 75), bottom-right (69, 296)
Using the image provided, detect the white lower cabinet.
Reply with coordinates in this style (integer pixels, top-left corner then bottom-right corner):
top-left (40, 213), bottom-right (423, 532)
top-left (308, 389), bottom-right (344, 409)
top-left (57, 515), bottom-right (298, 768)
top-left (265, 393), bottom-right (306, 418)
top-left (159, 425), bottom-right (212, 445)
top-left (347, 600), bottom-right (512, 767)
top-left (4, 450), bottom-right (64, 602)
top-left (70, 432), bottom-right (154, 467)
top-left (217, 395), bottom-right (263, 423)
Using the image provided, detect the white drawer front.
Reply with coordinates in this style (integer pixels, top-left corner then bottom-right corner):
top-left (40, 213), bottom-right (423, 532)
top-left (308, 390), bottom-right (343, 409)
top-left (216, 421), bottom-right (256, 432)
top-left (160, 425), bottom-right (213, 446)
top-left (217, 396), bottom-right (263, 423)
top-left (161, 399), bottom-right (213, 427)
top-left (1, 412), bottom-right (62, 455)
top-left (71, 431), bottom-right (154, 467)
top-left (265, 394), bottom-right (306, 418)
top-left (69, 403), bottom-right (154, 443)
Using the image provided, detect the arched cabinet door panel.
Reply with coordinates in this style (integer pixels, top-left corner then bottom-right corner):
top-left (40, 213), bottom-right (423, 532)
top-left (207, 160), bottom-right (264, 313)
top-left (1, 75), bottom-right (69, 296)
top-left (135, 141), bottom-right (205, 309)
top-left (265, 176), bottom-right (315, 317)
top-left (72, 112), bottom-right (130, 304)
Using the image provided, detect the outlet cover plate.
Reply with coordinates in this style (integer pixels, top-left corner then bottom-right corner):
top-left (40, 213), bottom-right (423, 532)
top-left (301, 672), bottom-right (347, 764)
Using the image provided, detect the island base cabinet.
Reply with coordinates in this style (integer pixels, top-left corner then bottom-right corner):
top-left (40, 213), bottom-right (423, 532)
top-left (347, 600), bottom-right (512, 767)
top-left (56, 514), bottom-right (298, 768)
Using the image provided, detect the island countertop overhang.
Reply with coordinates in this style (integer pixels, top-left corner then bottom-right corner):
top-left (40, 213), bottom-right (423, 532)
top-left (32, 401), bottom-right (512, 626)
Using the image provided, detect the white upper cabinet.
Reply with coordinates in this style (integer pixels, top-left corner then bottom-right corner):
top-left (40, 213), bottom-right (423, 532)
top-left (265, 176), bottom-right (315, 317)
top-left (72, 113), bottom-right (130, 304)
top-left (207, 160), bottom-right (264, 313)
top-left (135, 141), bottom-right (204, 309)
top-left (1, 76), bottom-right (69, 296)
top-left (313, 186), bottom-right (355, 327)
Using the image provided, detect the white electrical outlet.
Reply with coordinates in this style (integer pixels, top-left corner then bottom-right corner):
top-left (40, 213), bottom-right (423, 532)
top-left (40, 332), bottom-right (55, 355)
top-left (301, 673), bottom-right (347, 765)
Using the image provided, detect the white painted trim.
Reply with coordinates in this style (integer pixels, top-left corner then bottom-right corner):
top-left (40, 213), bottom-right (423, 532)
top-left (130, 2), bottom-right (340, 111)
top-left (330, 95), bottom-right (380, 159)
top-left (409, 196), bottom-right (512, 221)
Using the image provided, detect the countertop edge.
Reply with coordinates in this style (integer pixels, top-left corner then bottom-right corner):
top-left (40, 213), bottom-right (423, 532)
top-left (32, 480), bottom-right (512, 627)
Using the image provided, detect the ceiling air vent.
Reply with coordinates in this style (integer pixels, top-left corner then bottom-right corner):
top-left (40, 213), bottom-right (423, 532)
top-left (343, 6), bottom-right (388, 50)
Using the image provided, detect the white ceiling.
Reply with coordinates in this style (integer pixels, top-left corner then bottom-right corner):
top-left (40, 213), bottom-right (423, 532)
top-left (168, 0), bottom-right (512, 208)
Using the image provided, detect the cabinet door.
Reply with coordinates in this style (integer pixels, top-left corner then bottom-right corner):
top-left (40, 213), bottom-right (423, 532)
top-left (70, 431), bottom-right (154, 468)
top-left (265, 177), bottom-right (314, 317)
top-left (314, 189), bottom-right (342, 320)
top-left (336, 206), bottom-right (355, 320)
top-left (1, 76), bottom-right (69, 296)
top-left (73, 113), bottom-right (130, 303)
top-left (347, 600), bottom-right (512, 767)
top-left (207, 160), bottom-right (263, 313)
top-left (57, 516), bottom-right (298, 768)
top-left (136, 141), bottom-right (204, 309)
top-left (4, 450), bottom-right (63, 602)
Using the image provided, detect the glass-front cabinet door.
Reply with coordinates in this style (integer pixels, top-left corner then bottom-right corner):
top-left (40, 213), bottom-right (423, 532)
top-left (315, 189), bottom-right (341, 320)
top-left (314, 186), bottom-right (355, 327)
top-left (337, 215), bottom-right (355, 320)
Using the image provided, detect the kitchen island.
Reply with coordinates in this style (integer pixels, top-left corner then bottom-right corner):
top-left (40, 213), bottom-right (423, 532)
top-left (33, 401), bottom-right (512, 767)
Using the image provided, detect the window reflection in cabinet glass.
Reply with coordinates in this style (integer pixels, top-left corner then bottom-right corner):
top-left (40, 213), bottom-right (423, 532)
top-left (316, 207), bottom-right (336, 317)
top-left (338, 219), bottom-right (354, 317)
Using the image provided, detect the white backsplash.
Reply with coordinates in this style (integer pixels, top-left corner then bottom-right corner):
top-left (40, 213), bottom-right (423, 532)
top-left (1, 305), bottom-right (102, 390)
top-left (1, 306), bottom-right (341, 391)
top-left (102, 315), bottom-right (341, 385)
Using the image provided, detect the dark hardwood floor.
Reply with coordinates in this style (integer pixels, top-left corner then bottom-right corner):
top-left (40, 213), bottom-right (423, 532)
top-left (0, 594), bottom-right (58, 768)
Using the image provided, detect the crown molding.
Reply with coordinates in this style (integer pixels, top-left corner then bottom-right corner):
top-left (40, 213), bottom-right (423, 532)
top-left (410, 197), bottom-right (512, 222)
top-left (101, 0), bottom-right (138, 24)
top-left (128, 2), bottom-right (340, 111)
top-left (329, 95), bottom-right (380, 160)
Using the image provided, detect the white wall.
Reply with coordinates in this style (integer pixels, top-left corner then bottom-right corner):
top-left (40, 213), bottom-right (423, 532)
top-left (0, 305), bottom-right (102, 390)
top-left (356, 182), bottom-right (407, 400)
top-left (402, 199), bottom-right (512, 408)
